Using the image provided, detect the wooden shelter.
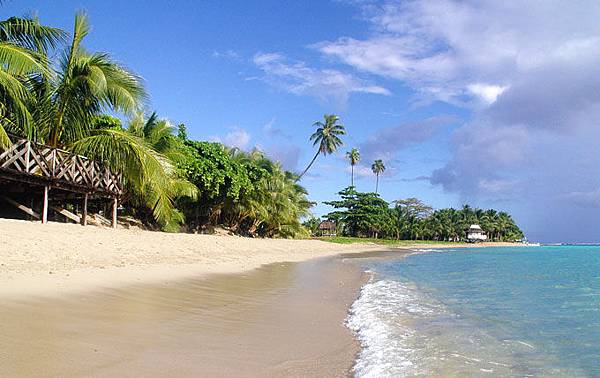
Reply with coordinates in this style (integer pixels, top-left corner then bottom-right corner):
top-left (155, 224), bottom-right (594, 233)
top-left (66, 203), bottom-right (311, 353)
top-left (0, 136), bottom-right (122, 227)
top-left (318, 220), bottom-right (337, 237)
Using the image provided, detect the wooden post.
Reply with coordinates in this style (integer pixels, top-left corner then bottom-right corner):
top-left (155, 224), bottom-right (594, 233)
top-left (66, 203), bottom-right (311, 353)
top-left (42, 186), bottom-right (49, 224)
top-left (82, 193), bottom-right (88, 226)
top-left (111, 197), bottom-right (118, 229)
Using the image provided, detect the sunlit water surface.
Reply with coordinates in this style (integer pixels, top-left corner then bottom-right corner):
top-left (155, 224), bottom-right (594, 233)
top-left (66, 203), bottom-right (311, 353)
top-left (348, 246), bottom-right (600, 377)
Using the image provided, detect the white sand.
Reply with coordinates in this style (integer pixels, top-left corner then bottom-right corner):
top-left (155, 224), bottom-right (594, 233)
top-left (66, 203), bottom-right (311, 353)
top-left (0, 219), bottom-right (381, 298)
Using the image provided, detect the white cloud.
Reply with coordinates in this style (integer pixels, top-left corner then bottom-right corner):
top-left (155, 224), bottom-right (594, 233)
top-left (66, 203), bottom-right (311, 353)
top-left (345, 164), bottom-right (374, 178)
top-left (211, 127), bottom-right (251, 150)
top-left (467, 83), bottom-right (508, 104)
top-left (315, 0), bottom-right (600, 105)
top-left (253, 52), bottom-right (390, 105)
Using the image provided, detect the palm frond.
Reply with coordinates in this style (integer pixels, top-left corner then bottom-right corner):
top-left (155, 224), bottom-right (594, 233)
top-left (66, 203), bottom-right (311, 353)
top-left (0, 16), bottom-right (65, 51)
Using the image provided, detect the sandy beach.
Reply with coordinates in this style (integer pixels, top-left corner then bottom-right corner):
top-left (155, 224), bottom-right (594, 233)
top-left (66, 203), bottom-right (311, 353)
top-left (0, 255), bottom-right (383, 377)
top-left (0, 219), bottom-right (385, 298)
top-left (0, 219), bottom-right (516, 377)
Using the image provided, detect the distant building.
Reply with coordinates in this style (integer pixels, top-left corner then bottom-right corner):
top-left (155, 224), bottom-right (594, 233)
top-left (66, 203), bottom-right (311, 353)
top-left (467, 224), bottom-right (487, 242)
top-left (318, 220), bottom-right (337, 237)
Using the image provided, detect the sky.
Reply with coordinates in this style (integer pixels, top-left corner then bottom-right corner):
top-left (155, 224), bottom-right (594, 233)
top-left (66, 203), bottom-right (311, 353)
top-left (5, 0), bottom-right (600, 243)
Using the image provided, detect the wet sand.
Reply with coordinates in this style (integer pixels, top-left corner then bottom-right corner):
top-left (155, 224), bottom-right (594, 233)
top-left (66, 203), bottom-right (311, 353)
top-left (0, 252), bottom-right (409, 377)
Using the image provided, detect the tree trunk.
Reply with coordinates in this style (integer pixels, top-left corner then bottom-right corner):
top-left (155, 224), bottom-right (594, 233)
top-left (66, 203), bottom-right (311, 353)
top-left (351, 164), bottom-right (354, 187)
top-left (375, 173), bottom-right (379, 194)
top-left (297, 150), bottom-right (320, 181)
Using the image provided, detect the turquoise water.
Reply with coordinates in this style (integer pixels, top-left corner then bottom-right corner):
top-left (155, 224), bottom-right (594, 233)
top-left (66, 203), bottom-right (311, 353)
top-left (348, 246), bottom-right (600, 377)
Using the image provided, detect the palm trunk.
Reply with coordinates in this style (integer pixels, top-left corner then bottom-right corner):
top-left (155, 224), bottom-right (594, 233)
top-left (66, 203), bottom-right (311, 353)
top-left (297, 150), bottom-right (320, 181)
top-left (351, 164), bottom-right (354, 187)
top-left (375, 173), bottom-right (379, 193)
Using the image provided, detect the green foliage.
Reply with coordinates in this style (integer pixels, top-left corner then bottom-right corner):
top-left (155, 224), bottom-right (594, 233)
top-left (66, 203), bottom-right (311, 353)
top-left (302, 216), bottom-right (321, 235)
top-left (178, 140), bottom-right (311, 238)
top-left (324, 187), bottom-right (391, 238)
top-left (323, 189), bottom-right (524, 242)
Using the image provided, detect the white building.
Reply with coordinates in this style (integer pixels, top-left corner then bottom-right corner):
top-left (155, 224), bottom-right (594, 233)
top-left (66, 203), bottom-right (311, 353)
top-left (467, 224), bottom-right (487, 242)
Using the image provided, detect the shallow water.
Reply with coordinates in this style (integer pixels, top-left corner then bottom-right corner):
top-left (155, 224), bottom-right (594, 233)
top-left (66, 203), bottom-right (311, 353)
top-left (349, 246), bottom-right (600, 377)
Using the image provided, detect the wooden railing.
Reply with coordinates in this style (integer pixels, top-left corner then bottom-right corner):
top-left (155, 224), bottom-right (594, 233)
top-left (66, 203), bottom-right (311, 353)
top-left (0, 137), bottom-right (122, 196)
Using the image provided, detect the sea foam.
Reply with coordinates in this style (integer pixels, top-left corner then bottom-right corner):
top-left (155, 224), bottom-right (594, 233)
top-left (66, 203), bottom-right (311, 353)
top-left (346, 278), bottom-right (443, 377)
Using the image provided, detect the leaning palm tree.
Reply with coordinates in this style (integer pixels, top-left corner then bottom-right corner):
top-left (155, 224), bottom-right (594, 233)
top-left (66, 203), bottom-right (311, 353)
top-left (371, 159), bottom-right (385, 193)
top-left (297, 114), bottom-right (345, 180)
top-left (345, 148), bottom-right (360, 187)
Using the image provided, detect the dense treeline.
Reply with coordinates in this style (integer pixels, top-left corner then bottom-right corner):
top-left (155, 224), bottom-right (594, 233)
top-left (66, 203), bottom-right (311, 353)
top-left (308, 187), bottom-right (524, 242)
top-left (175, 128), bottom-right (311, 237)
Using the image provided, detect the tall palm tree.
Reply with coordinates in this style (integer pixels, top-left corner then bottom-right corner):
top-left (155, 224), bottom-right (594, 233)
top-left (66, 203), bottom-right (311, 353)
top-left (34, 13), bottom-right (146, 147)
top-left (0, 16), bottom-right (64, 147)
top-left (371, 159), bottom-right (385, 193)
top-left (297, 114), bottom-right (345, 180)
top-left (345, 148), bottom-right (360, 187)
top-left (13, 13), bottom-right (191, 229)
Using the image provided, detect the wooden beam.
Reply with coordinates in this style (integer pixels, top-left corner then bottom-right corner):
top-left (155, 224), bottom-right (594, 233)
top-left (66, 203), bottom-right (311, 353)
top-left (112, 197), bottom-right (118, 229)
top-left (42, 186), bottom-right (49, 224)
top-left (82, 193), bottom-right (88, 226)
top-left (1, 196), bottom-right (40, 219)
top-left (50, 205), bottom-right (81, 224)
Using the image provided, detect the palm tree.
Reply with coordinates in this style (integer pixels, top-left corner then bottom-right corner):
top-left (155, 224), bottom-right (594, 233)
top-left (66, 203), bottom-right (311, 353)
top-left (36, 13), bottom-right (146, 147)
top-left (124, 112), bottom-right (198, 230)
top-left (0, 16), bottom-right (64, 147)
top-left (297, 114), bottom-right (345, 180)
top-left (345, 148), bottom-right (360, 187)
top-left (371, 159), bottom-right (385, 193)
top-left (7, 13), bottom-right (192, 229)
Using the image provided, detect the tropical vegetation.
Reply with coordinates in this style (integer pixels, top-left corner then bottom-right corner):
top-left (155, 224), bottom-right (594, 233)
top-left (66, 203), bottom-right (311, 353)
top-left (320, 187), bottom-right (523, 241)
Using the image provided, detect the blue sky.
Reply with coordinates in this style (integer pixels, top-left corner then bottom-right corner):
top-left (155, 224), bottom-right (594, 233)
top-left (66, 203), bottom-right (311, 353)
top-left (7, 1), bottom-right (600, 243)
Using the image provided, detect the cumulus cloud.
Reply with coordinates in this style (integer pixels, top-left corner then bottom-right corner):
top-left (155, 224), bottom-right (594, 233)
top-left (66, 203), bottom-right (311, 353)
top-left (211, 127), bottom-right (251, 150)
top-left (316, 0), bottom-right (600, 241)
top-left (253, 52), bottom-right (390, 105)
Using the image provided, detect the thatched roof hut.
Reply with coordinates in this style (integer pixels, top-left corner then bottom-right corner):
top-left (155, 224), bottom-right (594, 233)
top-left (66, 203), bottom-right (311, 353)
top-left (318, 220), bottom-right (336, 236)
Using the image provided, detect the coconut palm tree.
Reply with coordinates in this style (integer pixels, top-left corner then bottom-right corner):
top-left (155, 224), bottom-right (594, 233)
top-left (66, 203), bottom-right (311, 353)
top-left (34, 13), bottom-right (146, 147)
top-left (297, 114), bottom-right (345, 180)
top-left (371, 159), bottom-right (385, 193)
top-left (345, 148), bottom-right (360, 187)
top-left (14, 13), bottom-right (192, 229)
top-left (0, 16), bottom-right (64, 147)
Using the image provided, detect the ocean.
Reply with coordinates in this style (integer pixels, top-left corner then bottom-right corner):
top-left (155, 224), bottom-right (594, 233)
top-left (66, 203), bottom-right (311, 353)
top-left (348, 246), bottom-right (600, 377)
